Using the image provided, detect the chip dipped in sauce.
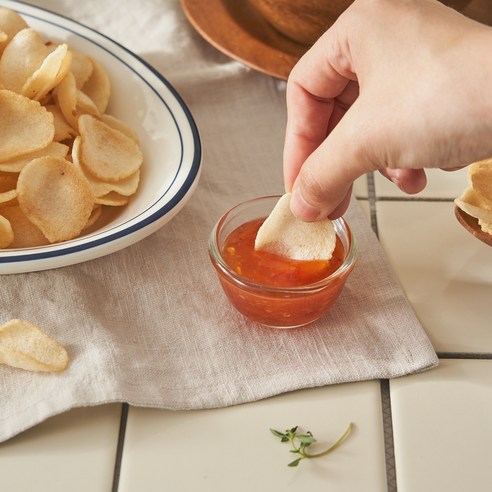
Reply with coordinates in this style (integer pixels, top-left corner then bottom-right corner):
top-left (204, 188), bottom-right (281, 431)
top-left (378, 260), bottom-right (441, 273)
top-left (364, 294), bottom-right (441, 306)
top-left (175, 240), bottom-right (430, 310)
top-left (209, 196), bottom-right (357, 329)
top-left (222, 217), bottom-right (344, 288)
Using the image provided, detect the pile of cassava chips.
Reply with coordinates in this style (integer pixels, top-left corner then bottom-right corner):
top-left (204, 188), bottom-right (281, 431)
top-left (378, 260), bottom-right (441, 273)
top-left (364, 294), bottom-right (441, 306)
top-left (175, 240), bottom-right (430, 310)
top-left (0, 319), bottom-right (68, 372)
top-left (455, 158), bottom-right (492, 235)
top-left (255, 193), bottom-right (336, 261)
top-left (0, 7), bottom-right (143, 249)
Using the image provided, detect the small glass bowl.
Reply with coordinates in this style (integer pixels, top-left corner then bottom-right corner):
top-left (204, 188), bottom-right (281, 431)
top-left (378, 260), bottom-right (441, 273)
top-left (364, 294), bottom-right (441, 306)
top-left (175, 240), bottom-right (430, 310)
top-left (209, 196), bottom-right (357, 329)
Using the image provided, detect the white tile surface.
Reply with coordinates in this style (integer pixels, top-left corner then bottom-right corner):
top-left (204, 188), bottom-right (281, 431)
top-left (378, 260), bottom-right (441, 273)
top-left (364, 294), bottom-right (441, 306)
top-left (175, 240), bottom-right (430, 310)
top-left (0, 404), bottom-right (121, 492)
top-left (374, 167), bottom-right (468, 198)
top-left (119, 383), bottom-right (387, 492)
top-left (391, 359), bottom-right (492, 492)
top-left (353, 173), bottom-right (369, 198)
top-left (377, 200), bottom-right (492, 353)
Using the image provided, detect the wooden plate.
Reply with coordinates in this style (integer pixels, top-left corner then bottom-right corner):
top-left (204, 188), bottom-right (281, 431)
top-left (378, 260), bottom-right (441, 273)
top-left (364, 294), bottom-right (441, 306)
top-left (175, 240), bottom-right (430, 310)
top-left (455, 206), bottom-right (492, 247)
top-left (180, 0), bottom-right (308, 80)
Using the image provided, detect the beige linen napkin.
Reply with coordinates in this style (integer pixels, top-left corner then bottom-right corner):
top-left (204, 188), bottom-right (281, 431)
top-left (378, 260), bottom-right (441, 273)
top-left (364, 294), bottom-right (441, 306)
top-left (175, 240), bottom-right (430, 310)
top-left (0, 0), bottom-right (437, 442)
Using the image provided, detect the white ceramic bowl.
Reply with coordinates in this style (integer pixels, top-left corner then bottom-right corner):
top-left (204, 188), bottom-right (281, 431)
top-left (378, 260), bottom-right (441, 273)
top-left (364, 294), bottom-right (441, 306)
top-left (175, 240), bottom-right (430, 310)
top-left (0, 1), bottom-right (202, 274)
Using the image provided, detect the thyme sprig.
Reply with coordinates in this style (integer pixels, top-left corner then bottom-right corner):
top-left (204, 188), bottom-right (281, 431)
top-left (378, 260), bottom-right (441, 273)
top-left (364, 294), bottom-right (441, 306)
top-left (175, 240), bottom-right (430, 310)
top-left (270, 423), bottom-right (353, 467)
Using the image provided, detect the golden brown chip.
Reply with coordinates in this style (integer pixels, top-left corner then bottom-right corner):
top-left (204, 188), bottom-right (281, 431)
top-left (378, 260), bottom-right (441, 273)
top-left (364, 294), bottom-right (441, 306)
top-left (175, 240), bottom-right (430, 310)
top-left (70, 48), bottom-right (93, 89)
top-left (0, 189), bottom-right (17, 206)
top-left (82, 56), bottom-right (110, 113)
top-left (0, 7), bottom-right (28, 56)
top-left (0, 205), bottom-right (49, 248)
top-left (17, 156), bottom-right (94, 242)
top-left (0, 319), bottom-right (68, 372)
top-left (455, 187), bottom-right (492, 222)
top-left (0, 28), bottom-right (48, 93)
top-left (72, 136), bottom-right (140, 197)
top-left (54, 70), bottom-right (78, 129)
top-left (79, 114), bottom-right (143, 181)
top-left (0, 142), bottom-right (69, 172)
top-left (0, 89), bottom-right (54, 160)
top-left (0, 214), bottom-right (14, 248)
top-left (478, 218), bottom-right (492, 235)
top-left (45, 104), bottom-right (78, 142)
top-left (83, 204), bottom-right (102, 230)
top-left (99, 114), bottom-right (139, 143)
top-left (77, 89), bottom-right (99, 116)
top-left (469, 162), bottom-right (492, 205)
top-left (94, 191), bottom-right (129, 206)
top-left (255, 193), bottom-right (336, 260)
top-left (21, 43), bottom-right (72, 101)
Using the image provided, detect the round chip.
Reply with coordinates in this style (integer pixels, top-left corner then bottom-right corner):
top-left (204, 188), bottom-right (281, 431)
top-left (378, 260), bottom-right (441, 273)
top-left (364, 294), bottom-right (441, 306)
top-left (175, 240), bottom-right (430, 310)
top-left (45, 104), bottom-right (78, 142)
top-left (0, 7), bottom-right (28, 55)
top-left (94, 191), bottom-right (129, 206)
top-left (69, 48), bottom-right (93, 89)
top-left (82, 56), bottom-right (110, 113)
top-left (0, 319), bottom-right (68, 372)
top-left (469, 162), bottom-right (492, 206)
top-left (79, 114), bottom-right (143, 181)
top-left (21, 43), bottom-right (72, 101)
top-left (17, 156), bottom-right (94, 242)
top-left (0, 28), bottom-right (48, 93)
top-left (255, 193), bottom-right (337, 261)
top-left (0, 205), bottom-right (50, 248)
top-left (0, 141), bottom-right (69, 172)
top-left (54, 70), bottom-right (78, 129)
top-left (0, 214), bottom-right (14, 248)
top-left (72, 135), bottom-right (140, 197)
top-left (0, 89), bottom-right (54, 160)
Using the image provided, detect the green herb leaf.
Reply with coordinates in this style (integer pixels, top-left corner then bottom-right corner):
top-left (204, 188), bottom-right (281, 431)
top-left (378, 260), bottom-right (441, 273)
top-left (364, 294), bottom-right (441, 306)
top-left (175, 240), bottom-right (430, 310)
top-left (288, 458), bottom-right (303, 467)
top-left (271, 423), bottom-right (353, 467)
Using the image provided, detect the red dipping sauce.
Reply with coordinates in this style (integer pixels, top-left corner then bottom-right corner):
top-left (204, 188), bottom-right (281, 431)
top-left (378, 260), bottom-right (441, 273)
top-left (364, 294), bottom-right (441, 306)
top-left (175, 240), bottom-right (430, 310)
top-left (222, 218), bottom-right (344, 288)
top-left (209, 196), bottom-right (356, 329)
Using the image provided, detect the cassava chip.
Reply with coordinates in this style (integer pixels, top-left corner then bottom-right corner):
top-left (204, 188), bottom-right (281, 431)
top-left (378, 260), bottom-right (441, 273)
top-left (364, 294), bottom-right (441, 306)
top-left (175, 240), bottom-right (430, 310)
top-left (0, 319), bottom-right (68, 372)
top-left (70, 48), bottom-right (93, 89)
top-left (255, 193), bottom-right (337, 261)
top-left (0, 89), bottom-right (54, 160)
top-left (0, 189), bottom-right (17, 206)
top-left (72, 136), bottom-right (140, 197)
top-left (469, 161), bottom-right (492, 206)
top-left (82, 56), bottom-right (110, 113)
top-left (0, 7), bottom-right (28, 55)
top-left (0, 141), bottom-right (69, 172)
top-left (45, 104), bottom-right (78, 142)
top-left (0, 205), bottom-right (50, 248)
top-left (21, 43), bottom-right (72, 101)
top-left (94, 191), bottom-right (129, 206)
top-left (17, 156), bottom-right (94, 242)
top-left (79, 114), bottom-right (143, 181)
top-left (0, 214), bottom-right (14, 248)
top-left (83, 204), bottom-right (102, 230)
top-left (0, 28), bottom-right (48, 93)
top-left (100, 114), bottom-right (139, 143)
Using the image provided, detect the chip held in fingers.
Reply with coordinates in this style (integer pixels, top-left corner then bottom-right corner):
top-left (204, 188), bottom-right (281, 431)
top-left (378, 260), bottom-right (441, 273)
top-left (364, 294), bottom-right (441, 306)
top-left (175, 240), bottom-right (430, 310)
top-left (255, 193), bottom-right (336, 261)
top-left (0, 319), bottom-right (68, 372)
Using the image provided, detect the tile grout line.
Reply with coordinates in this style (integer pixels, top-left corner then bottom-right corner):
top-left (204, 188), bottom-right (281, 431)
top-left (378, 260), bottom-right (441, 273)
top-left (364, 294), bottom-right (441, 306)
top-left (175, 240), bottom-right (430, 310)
top-left (111, 403), bottom-right (129, 492)
top-left (380, 380), bottom-right (397, 492)
top-left (367, 172), bottom-right (397, 491)
top-left (437, 353), bottom-right (492, 359)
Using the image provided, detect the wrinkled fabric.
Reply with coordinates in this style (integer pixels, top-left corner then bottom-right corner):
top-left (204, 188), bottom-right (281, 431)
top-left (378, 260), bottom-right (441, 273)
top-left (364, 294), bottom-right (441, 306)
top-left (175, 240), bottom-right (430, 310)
top-left (0, 0), bottom-right (437, 442)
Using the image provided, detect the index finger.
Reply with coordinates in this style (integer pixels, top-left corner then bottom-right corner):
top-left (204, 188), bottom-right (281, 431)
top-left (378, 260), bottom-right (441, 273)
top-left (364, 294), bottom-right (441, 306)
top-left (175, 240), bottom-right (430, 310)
top-left (283, 29), bottom-right (357, 191)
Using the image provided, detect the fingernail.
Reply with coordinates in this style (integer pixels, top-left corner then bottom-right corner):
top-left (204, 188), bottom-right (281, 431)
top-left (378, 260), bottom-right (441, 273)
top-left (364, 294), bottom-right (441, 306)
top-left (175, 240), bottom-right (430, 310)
top-left (291, 188), bottom-right (321, 221)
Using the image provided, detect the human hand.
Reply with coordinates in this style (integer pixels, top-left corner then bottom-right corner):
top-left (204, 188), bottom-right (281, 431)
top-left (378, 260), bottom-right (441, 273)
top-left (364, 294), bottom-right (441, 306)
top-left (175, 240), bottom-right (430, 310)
top-left (284, 0), bottom-right (492, 219)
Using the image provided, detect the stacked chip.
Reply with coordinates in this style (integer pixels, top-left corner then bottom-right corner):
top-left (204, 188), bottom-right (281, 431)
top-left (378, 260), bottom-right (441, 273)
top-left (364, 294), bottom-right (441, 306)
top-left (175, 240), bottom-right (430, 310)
top-left (455, 159), bottom-right (492, 235)
top-left (0, 7), bottom-right (143, 249)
